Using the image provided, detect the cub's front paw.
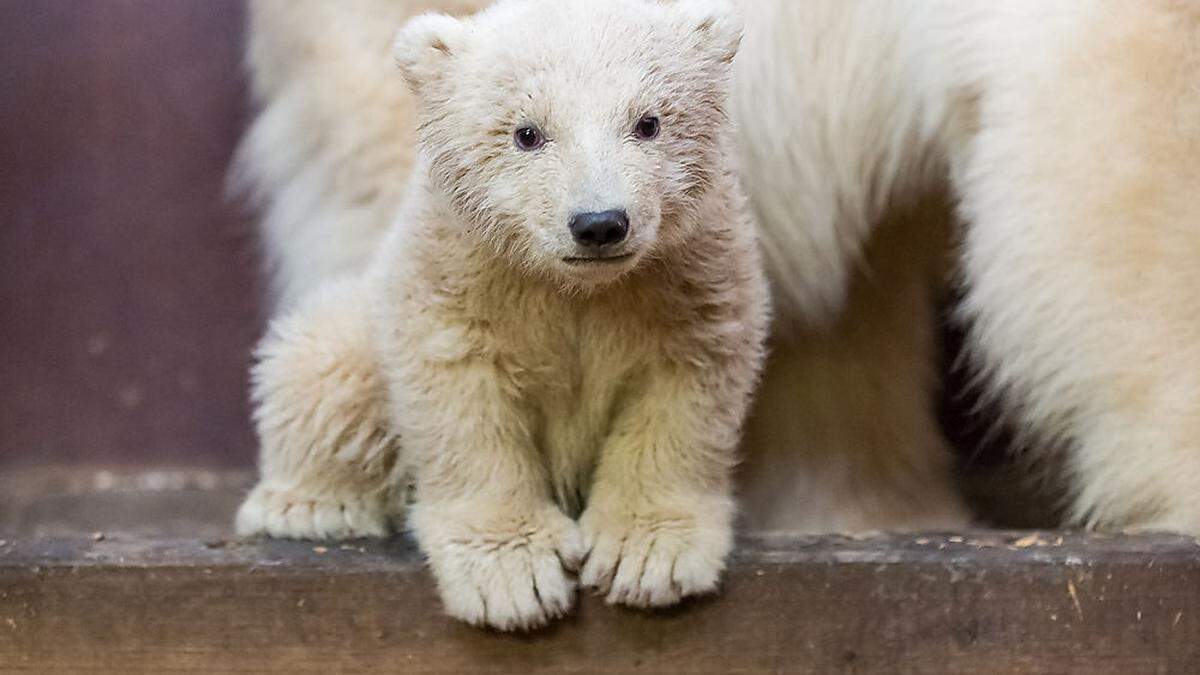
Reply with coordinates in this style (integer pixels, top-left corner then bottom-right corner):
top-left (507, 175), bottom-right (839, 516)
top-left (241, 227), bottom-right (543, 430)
top-left (579, 501), bottom-right (733, 609)
top-left (414, 504), bottom-right (586, 632)
top-left (235, 484), bottom-right (393, 541)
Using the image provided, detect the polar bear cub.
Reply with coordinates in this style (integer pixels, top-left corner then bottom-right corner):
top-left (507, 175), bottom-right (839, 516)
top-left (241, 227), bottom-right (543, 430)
top-left (237, 0), bottom-right (770, 631)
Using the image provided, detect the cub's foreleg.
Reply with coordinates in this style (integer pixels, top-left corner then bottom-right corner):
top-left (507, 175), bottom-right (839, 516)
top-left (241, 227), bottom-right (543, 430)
top-left (388, 335), bottom-right (585, 632)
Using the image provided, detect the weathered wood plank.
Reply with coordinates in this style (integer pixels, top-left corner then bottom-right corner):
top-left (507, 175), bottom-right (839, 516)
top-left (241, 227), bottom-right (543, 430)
top-left (2, 468), bottom-right (1198, 672)
top-left (1, 532), bottom-right (1198, 673)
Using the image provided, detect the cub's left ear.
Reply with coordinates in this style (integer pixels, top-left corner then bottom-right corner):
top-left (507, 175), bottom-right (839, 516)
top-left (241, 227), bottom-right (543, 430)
top-left (673, 0), bottom-right (743, 66)
top-left (394, 13), bottom-right (468, 95)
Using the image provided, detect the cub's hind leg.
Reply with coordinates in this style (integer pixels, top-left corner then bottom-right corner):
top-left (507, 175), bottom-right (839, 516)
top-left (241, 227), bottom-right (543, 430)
top-left (236, 278), bottom-right (403, 540)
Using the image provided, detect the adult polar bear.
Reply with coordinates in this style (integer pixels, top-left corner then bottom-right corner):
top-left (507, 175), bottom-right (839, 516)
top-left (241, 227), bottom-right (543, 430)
top-left (237, 0), bottom-right (1200, 534)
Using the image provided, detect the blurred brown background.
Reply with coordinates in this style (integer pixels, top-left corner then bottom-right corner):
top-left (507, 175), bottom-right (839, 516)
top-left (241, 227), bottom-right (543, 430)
top-left (0, 0), bottom-right (260, 470)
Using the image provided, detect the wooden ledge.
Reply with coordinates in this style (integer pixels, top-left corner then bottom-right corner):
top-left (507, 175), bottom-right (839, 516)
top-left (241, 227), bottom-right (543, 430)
top-left (1, 467), bottom-right (1199, 672)
top-left (2, 533), bottom-right (1199, 672)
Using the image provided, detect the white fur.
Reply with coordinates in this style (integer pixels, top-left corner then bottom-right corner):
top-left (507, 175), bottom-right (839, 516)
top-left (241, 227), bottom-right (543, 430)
top-left (732, 0), bottom-right (952, 325)
top-left (236, 276), bottom-right (404, 540)
top-left (724, 0), bottom-right (1200, 534)
top-left (234, 0), bottom-right (1200, 554)
top-left (234, 0), bottom-right (972, 539)
top-left (939, 2), bottom-right (1200, 531)
top-left (729, 0), bottom-right (969, 533)
top-left (233, 0), bottom-right (486, 310)
top-left (240, 0), bottom-right (771, 631)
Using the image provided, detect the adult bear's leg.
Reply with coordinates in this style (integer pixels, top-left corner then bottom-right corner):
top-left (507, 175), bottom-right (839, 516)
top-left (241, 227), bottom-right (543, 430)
top-left (734, 0), bottom-right (970, 533)
top-left (953, 2), bottom-right (1200, 531)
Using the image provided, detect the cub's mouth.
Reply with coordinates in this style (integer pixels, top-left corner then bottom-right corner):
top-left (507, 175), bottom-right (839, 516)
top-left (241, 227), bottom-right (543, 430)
top-left (562, 253), bottom-right (635, 265)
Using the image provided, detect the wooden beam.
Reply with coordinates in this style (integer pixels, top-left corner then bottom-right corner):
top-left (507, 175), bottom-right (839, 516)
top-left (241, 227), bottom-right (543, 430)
top-left (2, 532), bottom-right (1199, 673)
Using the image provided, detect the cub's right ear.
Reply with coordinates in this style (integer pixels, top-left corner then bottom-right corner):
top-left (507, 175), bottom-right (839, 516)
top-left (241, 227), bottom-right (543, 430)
top-left (672, 0), bottom-right (743, 67)
top-left (394, 13), bottom-right (467, 94)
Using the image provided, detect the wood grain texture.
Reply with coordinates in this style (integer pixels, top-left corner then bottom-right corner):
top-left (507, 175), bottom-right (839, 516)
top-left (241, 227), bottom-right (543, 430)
top-left (1, 533), bottom-right (1199, 673)
top-left (1, 462), bottom-right (1198, 673)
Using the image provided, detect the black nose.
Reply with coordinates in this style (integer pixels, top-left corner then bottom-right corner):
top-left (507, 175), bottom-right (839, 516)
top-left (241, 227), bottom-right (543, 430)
top-left (569, 210), bottom-right (629, 248)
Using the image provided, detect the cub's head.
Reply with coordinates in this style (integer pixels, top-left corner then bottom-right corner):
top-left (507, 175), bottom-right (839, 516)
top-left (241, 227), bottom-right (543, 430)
top-left (395, 0), bottom-right (742, 289)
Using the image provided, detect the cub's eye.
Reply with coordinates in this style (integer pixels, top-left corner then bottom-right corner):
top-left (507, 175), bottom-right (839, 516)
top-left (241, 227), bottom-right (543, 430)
top-left (634, 115), bottom-right (660, 141)
top-left (514, 126), bottom-right (545, 151)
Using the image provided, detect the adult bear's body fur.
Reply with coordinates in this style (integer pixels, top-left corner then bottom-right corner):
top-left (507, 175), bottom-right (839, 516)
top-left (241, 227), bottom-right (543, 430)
top-left (235, 0), bottom-right (1200, 534)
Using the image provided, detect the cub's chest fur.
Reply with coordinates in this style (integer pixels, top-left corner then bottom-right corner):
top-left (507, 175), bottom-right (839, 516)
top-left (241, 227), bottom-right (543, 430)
top-left (445, 261), bottom-right (690, 388)
top-left (457, 270), bottom-right (695, 512)
top-left (472, 277), bottom-right (668, 409)
top-left (525, 304), bottom-right (651, 516)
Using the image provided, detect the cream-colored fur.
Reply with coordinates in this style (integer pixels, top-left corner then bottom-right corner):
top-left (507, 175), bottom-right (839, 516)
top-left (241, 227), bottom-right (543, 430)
top-left (733, 0), bottom-right (1200, 533)
top-left (239, 0), bottom-right (770, 631)
top-left (234, 0), bottom-right (490, 310)
top-left (233, 0), bottom-right (972, 537)
top-left (236, 276), bottom-right (404, 540)
top-left (940, 2), bottom-right (1200, 531)
top-left (235, 0), bottom-right (1200, 556)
